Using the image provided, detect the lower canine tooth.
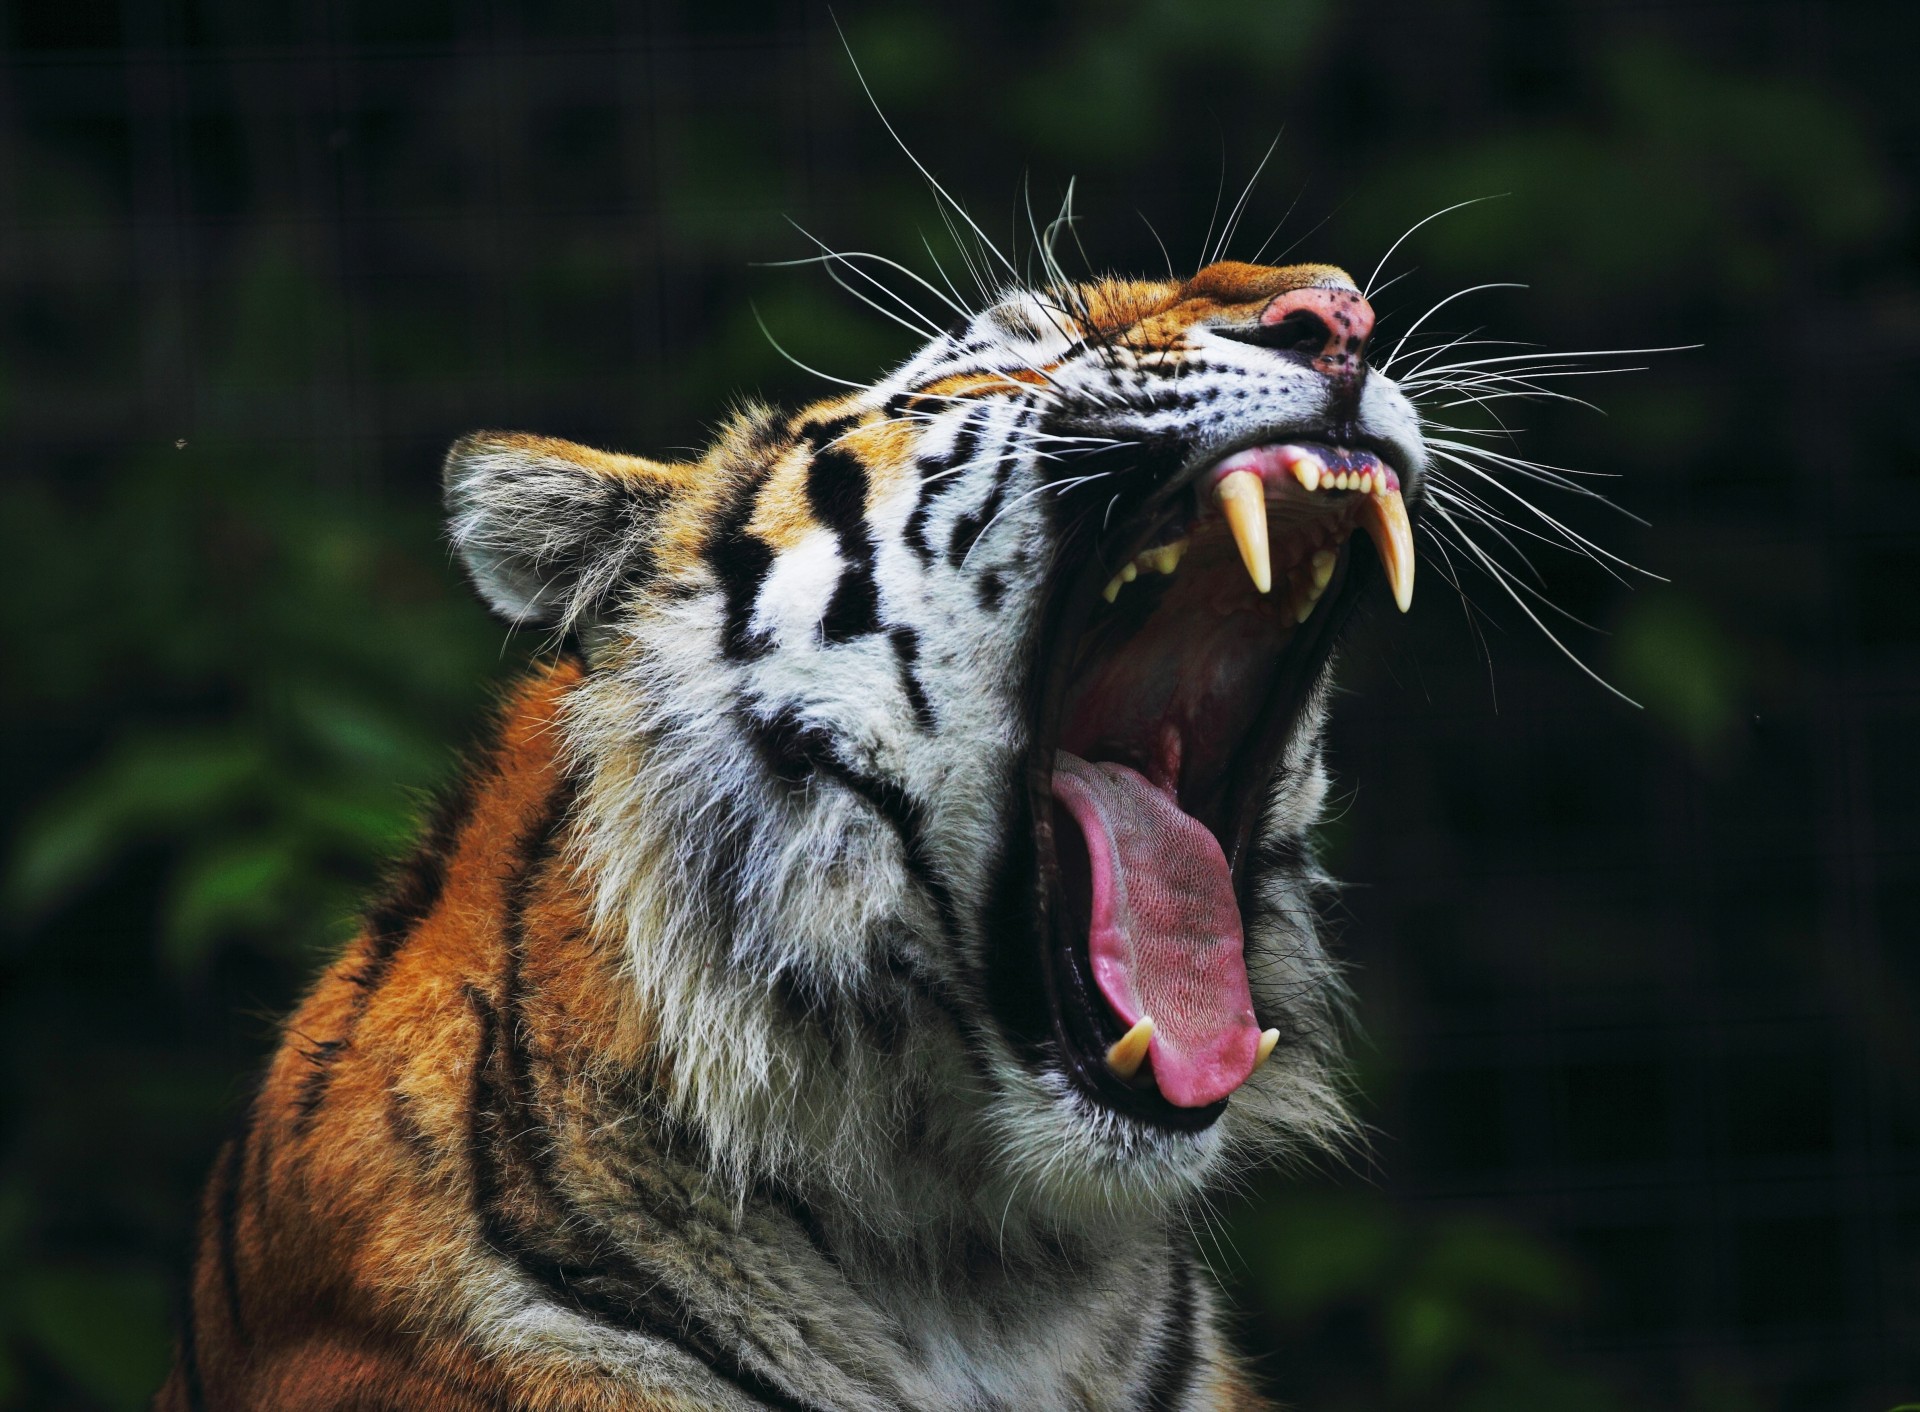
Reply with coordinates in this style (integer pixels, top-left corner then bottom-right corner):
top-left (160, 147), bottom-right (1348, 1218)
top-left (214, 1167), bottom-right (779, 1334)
top-left (1213, 470), bottom-right (1272, 594)
top-left (1135, 537), bottom-right (1190, 576)
top-left (1310, 548), bottom-right (1336, 590)
top-left (1360, 488), bottom-right (1416, 612)
top-left (1253, 1028), bottom-right (1280, 1071)
top-left (1107, 1017), bottom-right (1154, 1081)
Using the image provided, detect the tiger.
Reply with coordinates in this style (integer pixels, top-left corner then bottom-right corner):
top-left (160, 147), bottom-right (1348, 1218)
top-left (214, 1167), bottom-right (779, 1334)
top-left (157, 256), bottom-right (1424, 1411)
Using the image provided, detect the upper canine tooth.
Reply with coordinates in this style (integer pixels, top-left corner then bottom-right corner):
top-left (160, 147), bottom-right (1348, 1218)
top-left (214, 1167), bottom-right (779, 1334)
top-left (1106, 1016), bottom-right (1155, 1081)
top-left (1360, 488), bottom-right (1416, 612)
top-left (1213, 470), bottom-right (1272, 594)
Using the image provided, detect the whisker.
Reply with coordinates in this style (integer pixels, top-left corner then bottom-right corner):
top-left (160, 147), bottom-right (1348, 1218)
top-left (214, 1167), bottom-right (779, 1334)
top-left (833, 17), bottom-right (1019, 288)
top-left (1138, 209), bottom-right (1176, 280)
top-left (960, 470), bottom-right (1117, 569)
top-left (1211, 128), bottom-right (1285, 268)
top-left (1363, 194), bottom-right (1508, 298)
top-left (765, 234), bottom-right (975, 325)
top-left (1428, 448), bottom-right (1658, 581)
top-left (751, 305), bottom-right (871, 390)
top-left (1426, 502), bottom-right (1641, 706)
top-left (1380, 283), bottom-right (1527, 372)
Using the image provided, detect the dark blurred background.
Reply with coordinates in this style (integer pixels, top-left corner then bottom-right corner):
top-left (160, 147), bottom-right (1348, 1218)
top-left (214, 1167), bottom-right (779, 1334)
top-left (0, 0), bottom-right (1914, 1408)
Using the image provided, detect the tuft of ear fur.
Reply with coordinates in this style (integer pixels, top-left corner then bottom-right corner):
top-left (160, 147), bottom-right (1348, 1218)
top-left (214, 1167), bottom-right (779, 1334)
top-left (443, 432), bottom-right (676, 630)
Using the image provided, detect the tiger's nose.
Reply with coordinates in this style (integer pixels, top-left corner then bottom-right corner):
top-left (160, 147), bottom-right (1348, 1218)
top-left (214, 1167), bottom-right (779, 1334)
top-left (1259, 285), bottom-right (1375, 385)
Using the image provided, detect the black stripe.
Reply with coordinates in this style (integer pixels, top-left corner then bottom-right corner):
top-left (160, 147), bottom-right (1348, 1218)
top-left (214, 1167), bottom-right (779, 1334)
top-left (384, 1083), bottom-right (440, 1168)
top-left (708, 464), bottom-right (778, 661)
top-left (946, 447), bottom-right (1016, 569)
top-left (463, 788), bottom-right (837, 1412)
top-left (292, 761), bottom-right (484, 1133)
top-left (903, 405), bottom-right (989, 565)
top-left (887, 627), bottom-right (937, 731)
top-left (979, 791), bottom-right (1053, 1062)
top-left (751, 1177), bottom-right (841, 1269)
top-left (212, 1111), bottom-right (253, 1342)
top-left (797, 414), bottom-right (860, 451)
top-left (740, 709), bottom-right (998, 1075)
top-left (1143, 1258), bottom-right (1198, 1412)
top-left (744, 708), bottom-right (958, 939)
top-left (289, 1039), bottom-right (347, 1126)
top-left (176, 1304), bottom-right (210, 1412)
top-left (806, 443), bottom-right (882, 644)
top-left (359, 764), bottom-right (483, 974)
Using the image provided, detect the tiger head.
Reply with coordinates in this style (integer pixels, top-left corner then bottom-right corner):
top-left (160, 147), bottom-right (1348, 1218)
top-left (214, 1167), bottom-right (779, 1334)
top-left (445, 259), bottom-right (1424, 1234)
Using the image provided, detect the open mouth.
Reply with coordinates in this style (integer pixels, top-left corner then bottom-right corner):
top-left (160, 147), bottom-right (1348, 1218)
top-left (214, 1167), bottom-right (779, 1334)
top-left (1032, 439), bottom-right (1415, 1129)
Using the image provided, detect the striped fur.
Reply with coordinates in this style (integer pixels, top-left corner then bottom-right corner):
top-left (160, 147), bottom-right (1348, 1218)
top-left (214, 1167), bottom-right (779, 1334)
top-left (159, 261), bottom-right (1428, 1410)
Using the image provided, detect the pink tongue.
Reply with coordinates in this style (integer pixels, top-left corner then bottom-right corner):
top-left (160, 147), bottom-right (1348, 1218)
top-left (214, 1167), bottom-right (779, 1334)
top-left (1050, 752), bottom-right (1261, 1107)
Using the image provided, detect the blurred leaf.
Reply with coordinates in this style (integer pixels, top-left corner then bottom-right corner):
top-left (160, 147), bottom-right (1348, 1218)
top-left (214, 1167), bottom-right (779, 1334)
top-left (1348, 41), bottom-right (1898, 313)
top-left (1385, 1286), bottom-right (1473, 1392)
top-left (1420, 1217), bottom-right (1580, 1309)
top-left (1608, 591), bottom-right (1749, 765)
top-left (162, 836), bottom-right (305, 969)
top-left (11, 1265), bottom-right (172, 1410)
top-left (839, 10), bottom-right (963, 102)
top-left (1241, 1192), bottom-right (1400, 1319)
top-left (6, 734), bottom-right (267, 918)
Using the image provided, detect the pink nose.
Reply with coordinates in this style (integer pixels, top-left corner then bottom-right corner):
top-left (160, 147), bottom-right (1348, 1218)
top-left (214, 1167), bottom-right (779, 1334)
top-left (1259, 285), bottom-right (1375, 385)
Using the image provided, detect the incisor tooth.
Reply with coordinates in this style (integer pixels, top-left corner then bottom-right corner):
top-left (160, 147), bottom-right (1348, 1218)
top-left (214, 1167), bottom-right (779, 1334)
top-left (1102, 574), bottom-right (1124, 604)
top-left (1213, 470), bottom-right (1272, 594)
top-left (1107, 1017), bottom-right (1155, 1081)
top-left (1361, 488), bottom-right (1416, 612)
top-left (1253, 1028), bottom-right (1280, 1071)
top-left (1291, 455), bottom-right (1322, 493)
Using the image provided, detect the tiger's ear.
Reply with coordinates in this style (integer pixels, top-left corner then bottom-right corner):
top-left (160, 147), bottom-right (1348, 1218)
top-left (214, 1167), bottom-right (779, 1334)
top-left (443, 431), bottom-right (674, 629)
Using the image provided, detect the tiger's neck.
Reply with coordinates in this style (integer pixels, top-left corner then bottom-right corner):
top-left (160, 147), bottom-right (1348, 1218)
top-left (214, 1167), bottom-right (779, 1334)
top-left (457, 662), bottom-right (1228, 1408)
top-left (220, 661), bottom-right (1234, 1409)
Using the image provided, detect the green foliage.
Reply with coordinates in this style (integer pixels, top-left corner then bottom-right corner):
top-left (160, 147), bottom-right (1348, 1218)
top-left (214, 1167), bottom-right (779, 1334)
top-left (1346, 42), bottom-right (1897, 309)
top-left (1232, 1192), bottom-right (1609, 1410)
top-left (0, 440), bottom-right (504, 969)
